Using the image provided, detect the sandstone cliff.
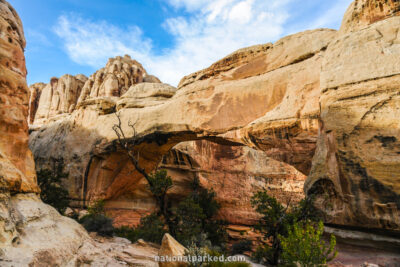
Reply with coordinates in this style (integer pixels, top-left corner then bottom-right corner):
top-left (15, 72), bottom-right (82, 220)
top-left (305, 9), bottom-right (400, 230)
top-left (0, 1), bottom-right (158, 265)
top-left (27, 0), bottom-right (400, 244)
top-left (29, 29), bottom-right (332, 235)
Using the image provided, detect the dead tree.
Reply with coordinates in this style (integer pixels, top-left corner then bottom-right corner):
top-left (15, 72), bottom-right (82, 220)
top-left (112, 112), bottom-right (172, 220)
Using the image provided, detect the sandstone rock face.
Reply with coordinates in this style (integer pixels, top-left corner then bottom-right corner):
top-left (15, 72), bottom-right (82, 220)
top-left (0, 0), bottom-right (38, 194)
top-left (32, 74), bottom-right (87, 126)
top-left (104, 140), bottom-right (305, 239)
top-left (76, 55), bottom-right (149, 105)
top-left (305, 16), bottom-right (400, 230)
top-left (0, 1), bottom-right (160, 265)
top-left (117, 82), bottom-right (177, 110)
top-left (161, 140), bottom-right (305, 227)
top-left (29, 29), bottom-right (331, 235)
top-left (28, 82), bottom-right (45, 124)
top-left (158, 234), bottom-right (187, 267)
top-left (1, 194), bottom-right (159, 266)
top-left (27, 0), bottom-right (400, 241)
top-left (340, 0), bottom-right (400, 35)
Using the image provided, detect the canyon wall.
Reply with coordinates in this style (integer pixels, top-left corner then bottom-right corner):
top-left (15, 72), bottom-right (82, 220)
top-left (27, 0), bottom-right (400, 240)
top-left (0, 1), bottom-right (158, 265)
top-left (305, 2), bottom-right (400, 230)
top-left (29, 29), bottom-right (333, 234)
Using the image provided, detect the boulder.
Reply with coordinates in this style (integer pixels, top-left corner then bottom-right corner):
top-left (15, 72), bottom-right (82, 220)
top-left (158, 233), bottom-right (188, 267)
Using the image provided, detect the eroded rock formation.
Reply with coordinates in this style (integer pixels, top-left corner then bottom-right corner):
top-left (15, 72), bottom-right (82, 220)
top-left (28, 82), bottom-right (45, 124)
top-left (27, 0), bottom-right (400, 244)
top-left (29, 29), bottom-right (331, 235)
top-left (103, 140), bottom-right (305, 236)
top-left (340, 0), bottom-right (400, 34)
top-left (32, 74), bottom-right (87, 126)
top-left (305, 12), bottom-right (400, 230)
top-left (0, 1), bottom-right (158, 265)
top-left (76, 55), bottom-right (149, 105)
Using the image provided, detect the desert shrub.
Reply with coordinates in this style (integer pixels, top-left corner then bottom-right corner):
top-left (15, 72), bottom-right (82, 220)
top-left (114, 226), bottom-right (140, 242)
top-left (87, 199), bottom-right (106, 215)
top-left (251, 245), bottom-right (270, 264)
top-left (114, 213), bottom-right (167, 244)
top-left (173, 177), bottom-right (227, 247)
top-left (230, 240), bottom-right (252, 255)
top-left (174, 197), bottom-right (206, 246)
top-left (80, 200), bottom-right (114, 237)
top-left (80, 214), bottom-right (114, 237)
top-left (279, 221), bottom-right (337, 266)
top-left (185, 234), bottom-right (212, 267)
top-left (136, 213), bottom-right (167, 244)
top-left (251, 190), bottom-right (327, 265)
top-left (37, 164), bottom-right (70, 214)
top-left (147, 169), bottom-right (173, 216)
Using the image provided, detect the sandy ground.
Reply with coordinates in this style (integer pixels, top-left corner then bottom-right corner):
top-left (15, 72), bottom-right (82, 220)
top-left (329, 242), bottom-right (400, 267)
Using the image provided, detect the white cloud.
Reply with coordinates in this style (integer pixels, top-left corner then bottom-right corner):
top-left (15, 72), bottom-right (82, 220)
top-left (54, 15), bottom-right (152, 68)
top-left (54, 0), bottom-right (292, 86)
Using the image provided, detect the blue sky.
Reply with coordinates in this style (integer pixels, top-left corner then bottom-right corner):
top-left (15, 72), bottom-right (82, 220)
top-left (11, 0), bottom-right (353, 86)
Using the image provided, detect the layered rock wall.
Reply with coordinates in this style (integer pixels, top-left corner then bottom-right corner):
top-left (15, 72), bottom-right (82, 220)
top-left (32, 74), bottom-right (87, 125)
top-left (0, 1), bottom-right (159, 265)
top-left (305, 13), bottom-right (400, 230)
top-left (29, 29), bottom-right (333, 234)
top-left (27, 0), bottom-right (400, 238)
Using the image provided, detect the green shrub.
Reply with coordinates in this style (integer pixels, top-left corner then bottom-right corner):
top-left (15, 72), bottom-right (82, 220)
top-left (279, 221), bottom-right (337, 266)
top-left (230, 240), bottom-right (252, 255)
top-left (251, 190), bottom-right (328, 265)
top-left (88, 199), bottom-right (106, 215)
top-left (80, 214), bottom-right (114, 237)
top-left (251, 245), bottom-right (270, 264)
top-left (147, 169), bottom-right (173, 218)
top-left (174, 197), bottom-right (206, 246)
top-left (80, 199), bottom-right (114, 237)
top-left (114, 213), bottom-right (167, 244)
top-left (173, 177), bottom-right (227, 247)
top-left (37, 164), bottom-right (70, 214)
top-left (114, 226), bottom-right (140, 242)
top-left (136, 213), bottom-right (167, 244)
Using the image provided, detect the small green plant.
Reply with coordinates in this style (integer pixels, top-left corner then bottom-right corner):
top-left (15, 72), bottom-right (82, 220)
top-left (279, 221), bottom-right (337, 266)
top-left (230, 240), bottom-right (252, 255)
top-left (185, 234), bottom-right (212, 267)
top-left (37, 163), bottom-right (70, 214)
top-left (80, 200), bottom-right (114, 237)
top-left (88, 199), bottom-right (106, 215)
top-left (251, 190), bottom-right (323, 265)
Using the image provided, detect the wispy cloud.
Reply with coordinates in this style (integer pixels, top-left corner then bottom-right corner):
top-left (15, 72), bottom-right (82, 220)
top-left (54, 15), bottom-right (152, 68)
top-left (54, 0), bottom-right (291, 86)
top-left (54, 0), bottom-right (351, 86)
